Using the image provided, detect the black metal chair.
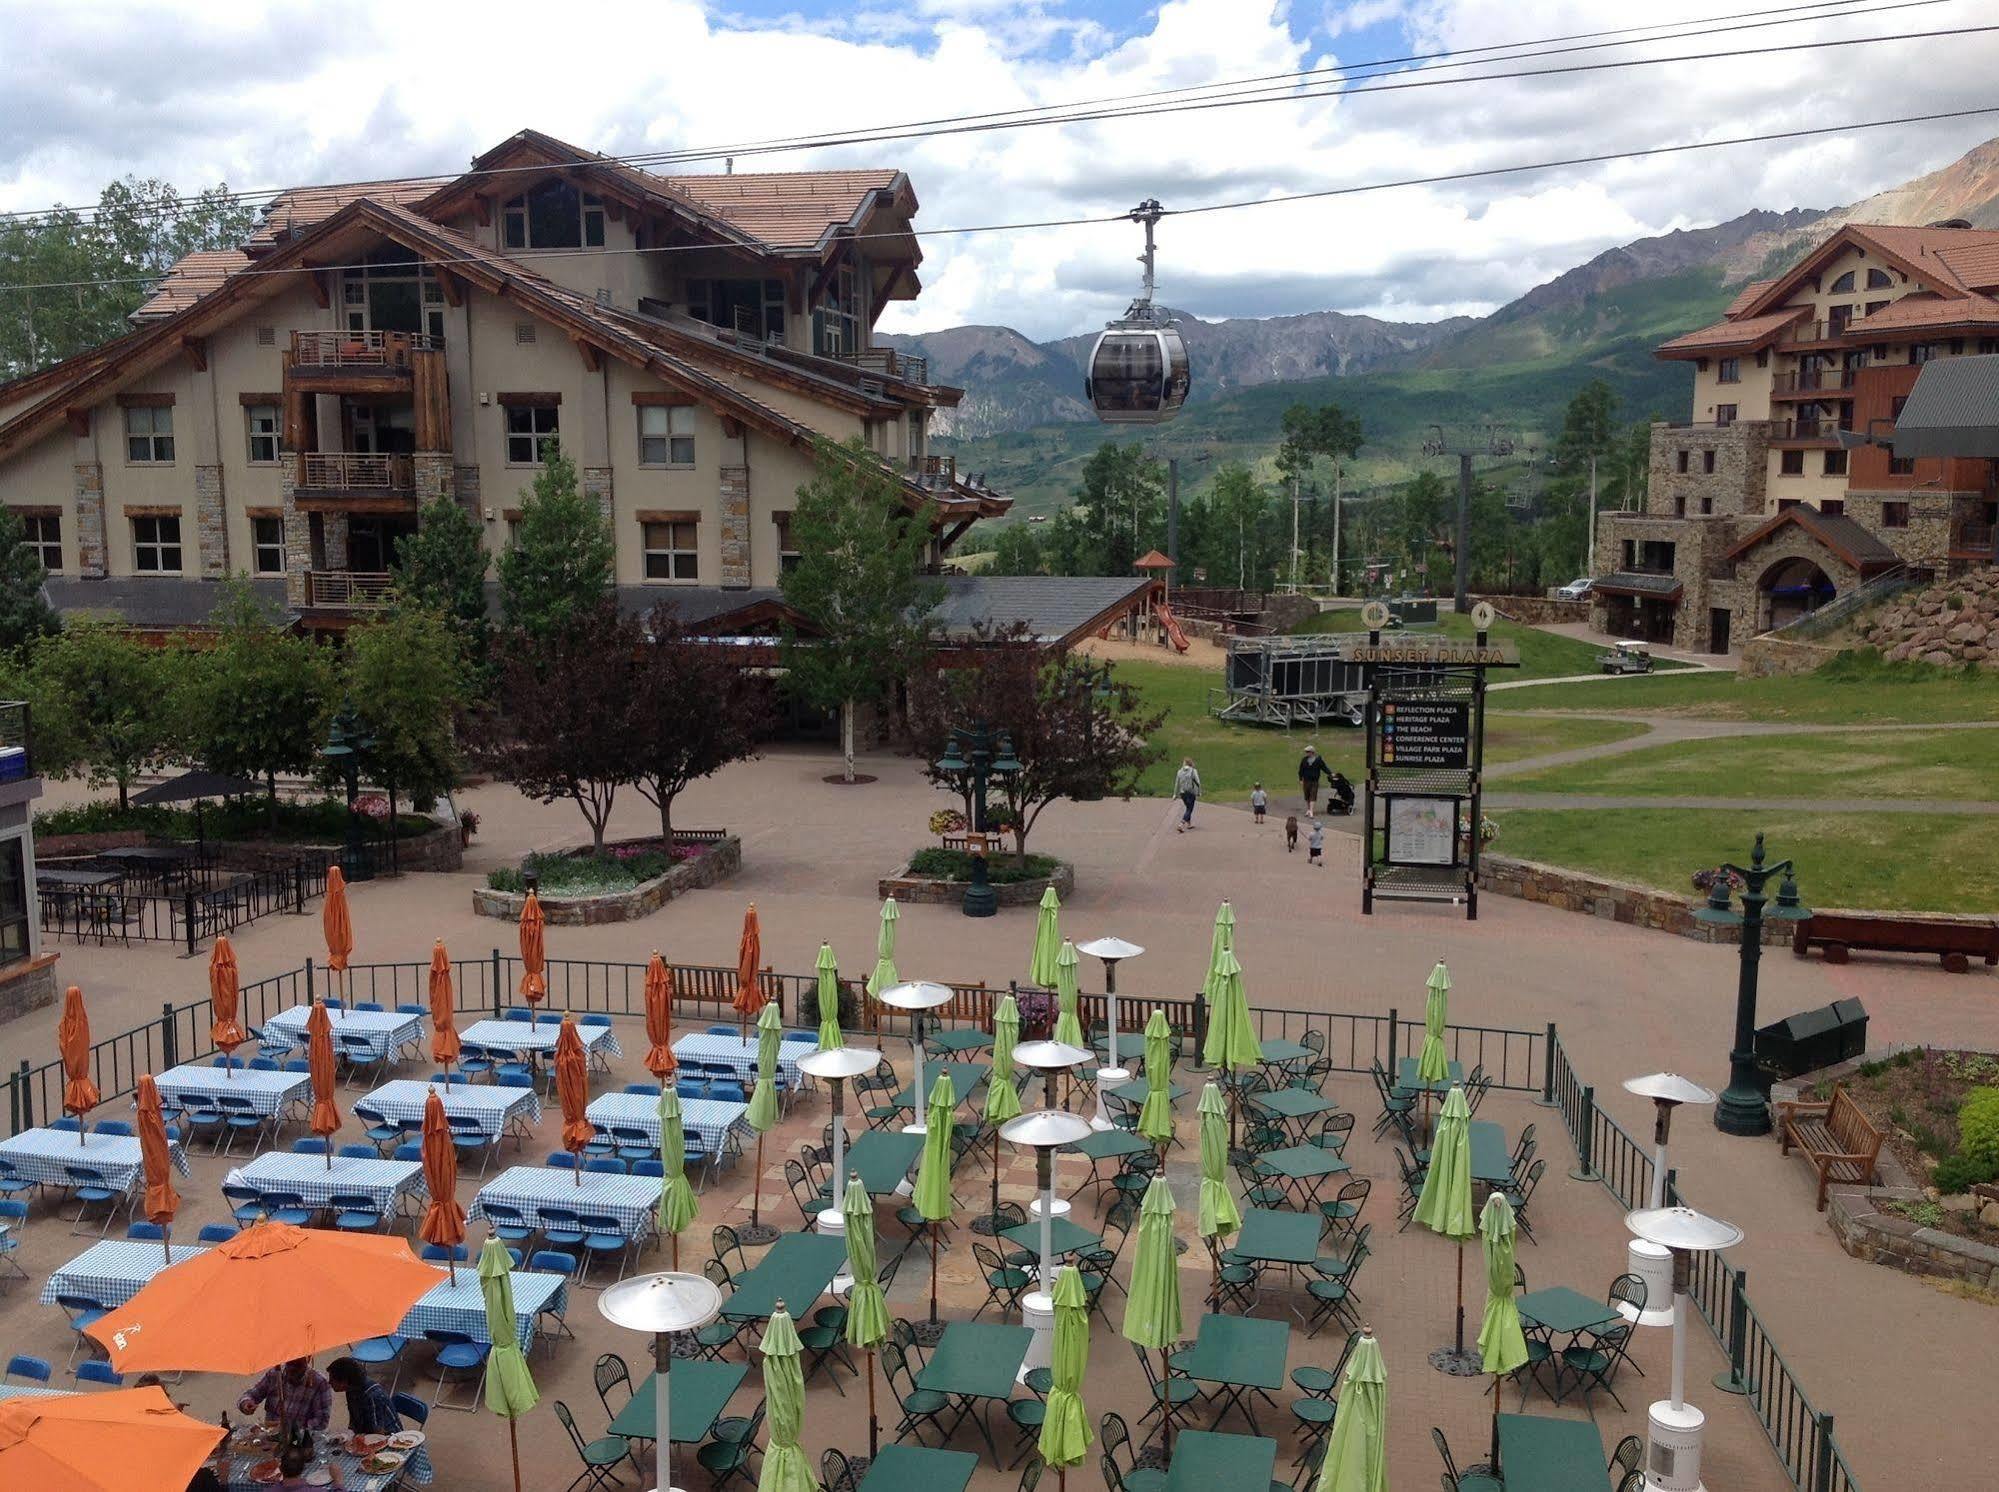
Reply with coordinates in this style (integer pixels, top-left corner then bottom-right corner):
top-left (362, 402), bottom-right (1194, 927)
top-left (883, 1340), bottom-right (951, 1445)
top-left (712, 1223), bottom-right (749, 1276)
top-left (554, 1400), bottom-right (632, 1492)
top-left (1303, 1239), bottom-right (1369, 1339)
top-left (1504, 1159), bottom-right (1546, 1244)
top-left (1431, 1426), bottom-right (1500, 1492)
top-left (972, 1242), bottom-right (1031, 1322)
top-left (821, 1447), bottom-right (858, 1492)
top-left (591, 1352), bottom-right (631, 1422)
top-left (1609, 1434), bottom-right (1644, 1481)
top-left (1320, 1176), bottom-right (1370, 1236)
top-left (1561, 1321), bottom-right (1638, 1414)
top-left (696, 1399), bottom-right (764, 1492)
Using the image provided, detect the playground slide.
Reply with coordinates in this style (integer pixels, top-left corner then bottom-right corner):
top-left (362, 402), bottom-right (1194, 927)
top-left (1155, 600), bottom-right (1191, 653)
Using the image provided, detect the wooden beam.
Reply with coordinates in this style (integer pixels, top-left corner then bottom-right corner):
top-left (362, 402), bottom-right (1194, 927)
top-left (180, 335), bottom-right (207, 372)
top-left (307, 270), bottom-right (330, 309)
top-left (473, 195), bottom-right (492, 227)
top-left (571, 334), bottom-right (601, 374)
top-left (877, 265), bottom-right (912, 306)
top-left (437, 270), bottom-right (465, 307)
top-left (720, 416), bottom-right (744, 440)
top-left (65, 408), bottom-right (90, 438)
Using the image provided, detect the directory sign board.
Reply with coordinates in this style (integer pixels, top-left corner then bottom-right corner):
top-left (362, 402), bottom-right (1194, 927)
top-left (1376, 699), bottom-right (1472, 770)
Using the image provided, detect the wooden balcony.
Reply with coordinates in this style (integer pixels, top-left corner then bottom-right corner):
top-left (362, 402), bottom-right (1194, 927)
top-left (1951, 519), bottom-right (1997, 561)
top-left (1769, 416), bottom-right (1851, 447)
top-left (1776, 319), bottom-right (1856, 349)
top-left (1771, 368), bottom-right (1858, 399)
top-left (285, 329), bottom-right (442, 399)
top-left (302, 571), bottom-right (394, 610)
top-left (293, 452), bottom-right (416, 514)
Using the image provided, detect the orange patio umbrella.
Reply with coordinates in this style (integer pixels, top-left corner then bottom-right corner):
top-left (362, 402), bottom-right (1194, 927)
top-left (306, 1000), bottom-right (341, 1169)
top-left (208, 934), bottom-right (246, 1078)
top-left (87, 1221), bottom-right (441, 1375)
top-left (58, 985), bottom-right (98, 1145)
top-left (518, 890), bottom-right (548, 1026)
top-left (554, 1014), bottom-right (594, 1187)
top-left (643, 951), bottom-right (677, 1081)
top-left (323, 864), bottom-right (353, 998)
top-left (733, 903), bottom-right (765, 1037)
top-left (417, 1091), bottom-right (466, 1282)
top-left (0, 1384), bottom-right (225, 1492)
top-left (135, 1074), bottom-right (180, 1263)
top-left (429, 940), bottom-right (461, 1084)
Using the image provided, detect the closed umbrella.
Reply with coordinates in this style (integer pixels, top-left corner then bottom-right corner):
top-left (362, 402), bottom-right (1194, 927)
top-left (208, 935), bottom-right (245, 1078)
top-left (1313, 1328), bottom-right (1387, 1492)
top-left (58, 985), bottom-right (98, 1144)
top-left (655, 1086), bottom-right (699, 1270)
top-left (1417, 960), bottom-right (1451, 1140)
top-left (1196, 1082), bottom-right (1241, 1309)
top-left (322, 865), bottom-right (352, 1000)
top-left (554, 1015), bottom-right (594, 1187)
top-left (1120, 1174), bottom-right (1184, 1452)
top-left (0, 1384), bottom-right (224, 1492)
top-left (643, 952), bottom-right (677, 1082)
top-left (1136, 1008), bottom-right (1175, 1152)
top-left (744, 1001), bottom-right (782, 1240)
top-left (1414, 1083), bottom-right (1479, 1373)
top-left (1200, 948), bottom-right (1260, 1148)
top-left (814, 943), bottom-right (843, 1050)
top-left (1052, 939), bottom-right (1083, 1048)
top-left (429, 940), bottom-right (461, 1085)
top-left (733, 903), bottom-right (764, 1037)
top-left (306, 999), bottom-right (340, 1170)
top-left (841, 1178), bottom-right (890, 1457)
top-left (518, 890), bottom-right (547, 1026)
top-left (1029, 885), bottom-right (1062, 988)
top-left (478, 1235), bottom-right (539, 1492)
top-left (418, 1091), bottom-right (466, 1283)
top-left (1036, 1265), bottom-right (1092, 1490)
top-left (1477, 1192), bottom-right (1530, 1472)
top-left (756, 1305), bottom-right (815, 1492)
top-left (1207, 900), bottom-right (1235, 973)
top-left (981, 993), bottom-right (1023, 1225)
top-left (135, 1074), bottom-right (178, 1263)
top-left (913, 1070), bottom-right (956, 1335)
top-left (865, 897), bottom-right (899, 998)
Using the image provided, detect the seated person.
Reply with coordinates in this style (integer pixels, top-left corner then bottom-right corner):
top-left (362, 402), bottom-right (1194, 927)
top-left (276, 1444), bottom-right (315, 1491)
top-left (237, 1357), bottom-right (332, 1434)
top-left (326, 1356), bottom-right (404, 1437)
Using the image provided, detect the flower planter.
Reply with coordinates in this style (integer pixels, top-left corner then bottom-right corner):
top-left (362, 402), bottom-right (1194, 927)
top-left (472, 835), bottom-right (742, 924)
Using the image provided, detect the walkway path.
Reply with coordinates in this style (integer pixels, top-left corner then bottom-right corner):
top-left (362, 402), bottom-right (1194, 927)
top-left (1483, 789), bottom-right (1999, 814)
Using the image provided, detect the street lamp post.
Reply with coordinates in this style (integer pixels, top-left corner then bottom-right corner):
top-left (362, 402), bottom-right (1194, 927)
top-left (1692, 835), bottom-right (1809, 1137)
top-left (317, 698), bottom-right (377, 883)
top-left (932, 724), bottom-right (1022, 918)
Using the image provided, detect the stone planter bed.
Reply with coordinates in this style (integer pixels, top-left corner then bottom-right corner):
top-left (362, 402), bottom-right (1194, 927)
top-left (472, 834), bottom-right (741, 924)
top-left (878, 849), bottom-right (1075, 907)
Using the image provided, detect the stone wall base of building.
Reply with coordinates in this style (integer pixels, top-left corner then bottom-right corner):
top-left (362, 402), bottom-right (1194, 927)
top-left (1474, 594), bottom-right (1588, 626)
top-left (0, 952), bottom-right (61, 1029)
top-left (1738, 636), bottom-right (1843, 678)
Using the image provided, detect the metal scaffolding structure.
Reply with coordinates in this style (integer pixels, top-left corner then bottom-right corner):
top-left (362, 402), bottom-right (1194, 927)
top-left (1207, 633), bottom-right (1370, 728)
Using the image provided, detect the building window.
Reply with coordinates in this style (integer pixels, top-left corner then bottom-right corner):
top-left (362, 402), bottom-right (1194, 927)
top-left (773, 511), bottom-right (801, 573)
top-left (251, 515), bottom-right (284, 575)
top-left (1699, 496), bottom-right (1714, 515)
top-left (1702, 449), bottom-right (1716, 474)
top-left (908, 411), bottom-right (925, 464)
top-left (1889, 454), bottom-right (1917, 476)
top-left (1891, 395), bottom-right (1909, 421)
top-left (1776, 498), bottom-right (1802, 512)
top-left (1822, 450), bottom-right (1848, 477)
top-left (132, 514), bottom-right (183, 573)
top-left (812, 260), bottom-right (860, 357)
top-left (505, 405), bottom-right (559, 465)
top-left (1676, 451), bottom-right (1690, 474)
top-left (1865, 300), bottom-right (1890, 318)
top-left (1881, 500), bottom-right (1910, 528)
top-left (1779, 450), bottom-right (1805, 476)
top-left (686, 279), bottom-right (787, 342)
top-left (1715, 358), bottom-right (1740, 384)
top-left (638, 405), bottom-right (695, 466)
top-left (1910, 343), bottom-right (1938, 365)
top-left (1829, 270), bottom-right (1856, 294)
top-left (0, 837), bottom-right (27, 969)
top-left (1818, 499), bottom-right (1843, 516)
top-left (1674, 493), bottom-right (1686, 517)
top-left (1866, 268), bottom-right (1892, 289)
top-left (1714, 404), bottom-right (1737, 426)
top-left (245, 405), bottom-right (281, 464)
top-left (643, 519), bottom-right (698, 582)
top-left (18, 513), bottom-right (60, 572)
top-left (501, 180), bottom-right (605, 250)
top-left (125, 406), bottom-right (174, 463)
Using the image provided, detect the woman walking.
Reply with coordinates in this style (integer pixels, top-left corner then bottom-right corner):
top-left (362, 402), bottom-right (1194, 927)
top-left (1174, 757), bottom-right (1202, 832)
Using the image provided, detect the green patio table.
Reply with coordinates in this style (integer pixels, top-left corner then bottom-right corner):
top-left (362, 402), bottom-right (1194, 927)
top-left (1469, 1119), bottom-right (1514, 1188)
top-left (894, 1062), bottom-right (990, 1111)
top-left (609, 1359), bottom-right (750, 1441)
top-left (928, 1028), bottom-right (994, 1055)
top-left (1516, 1286), bottom-right (1620, 1336)
top-left (857, 1444), bottom-right (979, 1492)
top-left (999, 1215), bottom-right (1103, 1261)
top-left (844, 1131), bottom-right (925, 1195)
top-left (722, 1231), bottom-right (850, 1321)
top-left (1107, 1075), bottom-right (1188, 1108)
top-left (1254, 1143), bottom-right (1350, 1209)
top-left (1232, 1207), bottom-right (1319, 1265)
top-left (1164, 1429), bottom-right (1276, 1492)
top-left (1257, 1039), bottom-right (1315, 1068)
top-left (1063, 1127), bottom-right (1155, 1201)
top-left (1248, 1086), bottom-right (1335, 1141)
top-left (1396, 1056), bottom-right (1463, 1094)
top-left (915, 1320), bottom-right (1033, 1465)
top-left (1175, 1313), bottom-right (1289, 1435)
top-left (1496, 1412), bottom-right (1609, 1489)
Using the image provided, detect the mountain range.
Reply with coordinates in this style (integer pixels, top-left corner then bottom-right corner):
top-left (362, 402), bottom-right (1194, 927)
top-left (885, 135), bottom-right (1999, 518)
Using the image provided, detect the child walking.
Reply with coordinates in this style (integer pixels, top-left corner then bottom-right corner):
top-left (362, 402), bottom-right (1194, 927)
top-left (1250, 783), bottom-right (1268, 824)
top-left (1307, 818), bottom-right (1325, 866)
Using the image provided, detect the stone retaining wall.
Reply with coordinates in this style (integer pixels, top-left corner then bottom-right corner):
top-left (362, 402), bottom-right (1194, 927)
top-left (472, 836), bottom-right (742, 924)
top-left (1475, 594), bottom-right (1588, 626)
top-left (0, 952), bottom-right (60, 1028)
top-left (1738, 635), bottom-right (1841, 678)
top-left (1827, 1187), bottom-right (1999, 1290)
top-left (1477, 853), bottom-right (1789, 944)
top-left (879, 857), bottom-right (1075, 907)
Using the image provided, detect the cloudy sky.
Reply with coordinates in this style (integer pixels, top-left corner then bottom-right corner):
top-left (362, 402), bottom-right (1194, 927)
top-left (4, 0), bottom-right (1998, 339)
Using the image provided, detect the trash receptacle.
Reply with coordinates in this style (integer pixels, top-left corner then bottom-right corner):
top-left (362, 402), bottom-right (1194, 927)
top-left (1755, 1000), bottom-right (1868, 1078)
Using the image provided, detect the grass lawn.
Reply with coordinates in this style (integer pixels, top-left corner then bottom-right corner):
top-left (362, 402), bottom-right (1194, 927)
top-left (1494, 728), bottom-right (1999, 802)
top-left (1294, 608), bottom-right (1693, 680)
top-left (1114, 656), bottom-right (1646, 799)
top-left (1487, 808), bottom-right (1998, 913)
top-left (1492, 652), bottom-right (1999, 723)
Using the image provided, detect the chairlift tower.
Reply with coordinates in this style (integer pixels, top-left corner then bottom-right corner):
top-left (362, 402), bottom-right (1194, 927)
top-left (1420, 425), bottom-right (1516, 613)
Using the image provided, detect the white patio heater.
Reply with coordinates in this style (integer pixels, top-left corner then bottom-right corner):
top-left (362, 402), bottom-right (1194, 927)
top-left (1001, 1107), bottom-right (1095, 1380)
top-left (1009, 1038), bottom-right (1094, 1218)
top-left (796, 1044), bottom-right (882, 1280)
top-left (1077, 936), bottom-right (1144, 1131)
top-left (598, 1270), bottom-right (724, 1492)
top-left (874, 981), bottom-right (955, 1138)
top-left (1621, 1072), bottom-right (1716, 1328)
top-left (1626, 1205), bottom-right (1744, 1492)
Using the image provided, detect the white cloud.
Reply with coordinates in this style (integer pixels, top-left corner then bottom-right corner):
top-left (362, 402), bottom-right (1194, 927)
top-left (3, 0), bottom-right (1998, 339)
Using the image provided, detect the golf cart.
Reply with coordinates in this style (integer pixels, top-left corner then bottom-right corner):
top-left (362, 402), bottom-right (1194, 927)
top-left (1597, 639), bottom-right (1654, 675)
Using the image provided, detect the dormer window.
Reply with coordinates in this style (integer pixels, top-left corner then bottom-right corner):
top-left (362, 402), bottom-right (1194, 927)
top-left (1866, 268), bottom-right (1892, 289)
top-left (812, 261), bottom-right (861, 357)
top-left (1829, 271), bottom-right (1856, 294)
top-left (502, 180), bottom-right (607, 250)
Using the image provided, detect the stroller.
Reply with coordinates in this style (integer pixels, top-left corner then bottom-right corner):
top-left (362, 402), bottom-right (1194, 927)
top-left (1325, 772), bottom-right (1356, 816)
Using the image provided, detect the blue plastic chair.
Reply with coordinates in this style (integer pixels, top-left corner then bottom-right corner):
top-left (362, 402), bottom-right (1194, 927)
top-left (393, 1142), bottom-right (424, 1163)
top-left (339, 1143), bottom-right (377, 1160)
top-left (64, 1166), bottom-right (121, 1235)
top-left (483, 1202), bottom-right (535, 1248)
top-left (396, 1004), bottom-right (425, 1016)
top-left (420, 1243), bottom-right (468, 1264)
top-left (711, 1081), bottom-right (747, 1105)
top-left (504, 1007), bottom-right (533, 1023)
top-left (706, 1025), bottom-right (736, 1038)
top-left (575, 1211), bottom-right (632, 1287)
top-left (125, 1221), bottom-right (165, 1242)
top-left (424, 1329), bottom-right (489, 1411)
top-left (221, 1184), bottom-right (265, 1227)
top-left (329, 1193), bottom-right (383, 1232)
top-left (584, 1157), bottom-right (626, 1175)
top-left (544, 1151), bottom-right (576, 1170)
top-left (538, 1207), bottom-right (586, 1252)
top-left (632, 1159), bottom-right (665, 1179)
top-left (50, 1117), bottom-right (82, 1132)
top-left (248, 1058), bottom-right (279, 1072)
top-left (526, 1252), bottom-right (578, 1345)
top-left (94, 1120), bottom-right (133, 1138)
top-left (292, 1137), bottom-right (330, 1156)
top-left (324, 999), bottom-right (343, 1011)
top-left (209, 1056), bottom-right (240, 1072)
top-left (354, 1002), bottom-right (384, 1013)
top-left (0, 1199), bottom-right (26, 1279)
top-left (283, 1059), bottom-right (311, 1074)
top-left (675, 1079), bottom-right (709, 1102)
top-left (392, 1391), bottom-right (430, 1426)
top-left (76, 1360), bottom-right (124, 1387)
top-left (216, 1094), bottom-right (267, 1156)
top-left (5, 1353), bottom-right (52, 1385)
top-left (623, 1082), bottom-right (662, 1097)
top-left (259, 1190), bottom-right (315, 1227)
top-left (55, 1293), bottom-right (109, 1368)
top-left (0, 1157), bottom-right (37, 1202)
top-left (197, 1223), bottom-right (239, 1245)
top-left (351, 1335), bottom-right (407, 1395)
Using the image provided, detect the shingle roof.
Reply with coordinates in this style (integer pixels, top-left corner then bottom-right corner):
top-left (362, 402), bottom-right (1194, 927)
top-left (1849, 293), bottom-right (1999, 332)
top-left (44, 576), bottom-right (292, 628)
top-left (1723, 506), bottom-right (1901, 572)
top-left (1723, 279), bottom-right (1778, 317)
top-left (130, 250), bottom-right (250, 320)
top-left (1655, 307), bottom-right (1805, 356)
top-left (244, 177), bottom-right (452, 252)
top-left (1886, 353), bottom-right (1999, 458)
top-left (1592, 572), bottom-right (1683, 601)
top-left (656, 169), bottom-right (903, 250)
top-left (929, 575), bottom-right (1154, 645)
top-left (1843, 225), bottom-right (1999, 294)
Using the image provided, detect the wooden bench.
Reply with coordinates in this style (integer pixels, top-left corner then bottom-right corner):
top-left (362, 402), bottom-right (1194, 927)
top-left (1792, 912), bottom-right (1999, 974)
top-left (1776, 1084), bottom-right (1884, 1211)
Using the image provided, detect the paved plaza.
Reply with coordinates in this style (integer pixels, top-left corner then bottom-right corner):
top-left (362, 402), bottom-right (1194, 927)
top-left (4, 746), bottom-right (1993, 1490)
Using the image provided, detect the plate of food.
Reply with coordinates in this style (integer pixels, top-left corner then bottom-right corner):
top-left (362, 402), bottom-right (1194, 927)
top-left (349, 1433), bottom-right (391, 1455)
top-left (248, 1460), bottom-right (283, 1486)
top-left (361, 1450), bottom-right (408, 1475)
top-left (387, 1430), bottom-right (426, 1451)
top-left (304, 1469), bottom-right (333, 1488)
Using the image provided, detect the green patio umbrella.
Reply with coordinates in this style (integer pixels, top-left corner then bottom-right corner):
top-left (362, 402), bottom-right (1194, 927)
top-left (983, 993), bottom-right (1023, 1225)
top-left (1120, 1175), bottom-right (1184, 1452)
top-left (1413, 1083), bottom-right (1479, 1372)
top-left (756, 1305), bottom-right (816, 1492)
top-left (744, 1001), bottom-right (783, 1239)
top-left (1036, 1264), bottom-right (1093, 1489)
top-left (1029, 885), bottom-right (1063, 988)
top-left (1477, 1191), bottom-right (1530, 1472)
top-left (477, 1236), bottom-right (539, 1492)
top-left (1136, 1008), bottom-right (1175, 1151)
top-left (1209, 899), bottom-right (1235, 965)
top-left (1196, 1081), bottom-right (1241, 1309)
top-left (1313, 1328), bottom-right (1387, 1492)
top-left (1052, 938), bottom-right (1084, 1049)
top-left (1417, 960), bottom-right (1452, 1139)
top-left (842, 1177), bottom-right (891, 1457)
top-left (865, 896), bottom-right (900, 998)
top-left (914, 1070), bottom-right (957, 1333)
top-left (1200, 947), bottom-right (1261, 1148)
top-left (815, 942), bottom-right (844, 1051)
top-left (655, 1086), bottom-right (699, 1271)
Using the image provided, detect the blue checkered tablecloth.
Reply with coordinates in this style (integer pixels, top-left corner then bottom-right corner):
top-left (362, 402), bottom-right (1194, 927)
top-left (470, 1165), bottom-right (662, 1242)
top-left (584, 1092), bottom-right (748, 1158)
top-left (397, 1263), bottom-right (567, 1352)
top-left (209, 1437), bottom-right (424, 1491)
top-left (0, 1384), bottom-right (67, 1401)
top-left (40, 1236), bottom-right (212, 1307)
top-left (458, 1018), bottom-right (623, 1059)
top-left (671, 1032), bottom-right (808, 1086)
top-left (356, 1079), bottom-right (541, 1140)
top-left (226, 1153), bottom-right (427, 1215)
top-left (153, 1064), bottom-right (310, 1119)
top-left (0, 1128), bottom-right (190, 1192)
top-left (261, 1005), bottom-right (426, 1063)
